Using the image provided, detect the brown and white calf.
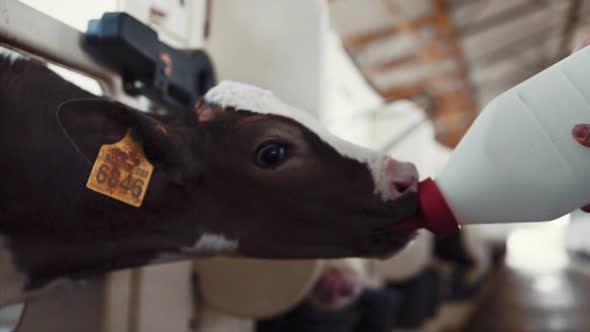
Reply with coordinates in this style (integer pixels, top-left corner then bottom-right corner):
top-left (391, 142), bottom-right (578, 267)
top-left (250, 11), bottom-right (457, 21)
top-left (0, 55), bottom-right (419, 305)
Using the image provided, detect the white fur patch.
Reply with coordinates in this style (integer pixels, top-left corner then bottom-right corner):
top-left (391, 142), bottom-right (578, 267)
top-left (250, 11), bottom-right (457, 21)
top-left (205, 81), bottom-right (396, 200)
top-left (370, 156), bottom-right (395, 201)
top-left (205, 81), bottom-right (380, 163)
top-left (181, 233), bottom-right (239, 254)
top-left (0, 237), bottom-right (28, 306)
top-left (151, 234), bottom-right (239, 265)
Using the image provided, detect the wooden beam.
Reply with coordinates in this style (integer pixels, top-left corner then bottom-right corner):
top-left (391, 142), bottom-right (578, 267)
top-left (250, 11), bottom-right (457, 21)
top-left (431, 90), bottom-right (477, 147)
top-left (380, 83), bottom-right (426, 101)
top-left (451, 0), bottom-right (494, 28)
top-left (379, 1), bottom-right (442, 74)
top-left (342, 15), bottom-right (436, 49)
top-left (429, 0), bottom-right (479, 147)
top-left (431, 0), bottom-right (470, 80)
top-left (560, 0), bottom-right (582, 57)
top-left (450, 0), bottom-right (490, 9)
top-left (380, 72), bottom-right (464, 102)
top-left (375, 0), bottom-right (441, 102)
top-left (457, 0), bottom-right (546, 37)
top-left (343, 26), bottom-right (400, 49)
top-left (362, 44), bottom-right (452, 76)
top-left (362, 54), bottom-right (419, 76)
top-left (343, 0), bottom-right (477, 148)
top-left (468, 22), bottom-right (563, 67)
top-left (477, 52), bottom-right (563, 91)
top-left (376, 1), bottom-right (472, 103)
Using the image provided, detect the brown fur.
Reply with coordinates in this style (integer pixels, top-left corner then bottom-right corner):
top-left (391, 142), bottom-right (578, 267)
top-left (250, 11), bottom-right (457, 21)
top-left (0, 54), bottom-right (418, 301)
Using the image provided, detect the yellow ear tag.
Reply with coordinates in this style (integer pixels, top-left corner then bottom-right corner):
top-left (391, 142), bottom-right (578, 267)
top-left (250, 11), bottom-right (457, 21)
top-left (86, 130), bottom-right (154, 207)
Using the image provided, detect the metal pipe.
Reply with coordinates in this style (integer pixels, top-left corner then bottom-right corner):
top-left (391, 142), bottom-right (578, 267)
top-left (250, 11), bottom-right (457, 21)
top-left (0, 0), bottom-right (115, 82)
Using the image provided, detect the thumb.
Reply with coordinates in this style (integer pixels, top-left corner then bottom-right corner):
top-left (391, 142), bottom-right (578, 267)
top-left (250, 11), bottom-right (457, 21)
top-left (572, 124), bottom-right (590, 147)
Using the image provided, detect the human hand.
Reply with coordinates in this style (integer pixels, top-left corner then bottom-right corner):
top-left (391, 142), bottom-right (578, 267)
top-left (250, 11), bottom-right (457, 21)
top-left (572, 36), bottom-right (590, 212)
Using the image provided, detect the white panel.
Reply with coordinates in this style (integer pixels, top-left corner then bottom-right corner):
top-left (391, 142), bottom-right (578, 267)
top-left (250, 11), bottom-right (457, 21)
top-left (323, 28), bottom-right (383, 147)
top-left (329, 0), bottom-right (394, 37)
top-left (197, 307), bottom-right (254, 332)
top-left (103, 270), bottom-right (136, 332)
top-left (353, 33), bottom-right (418, 68)
top-left (201, 1), bottom-right (329, 328)
top-left (135, 262), bottom-right (195, 332)
top-left (206, 0), bottom-right (328, 116)
top-left (120, 0), bottom-right (206, 48)
top-left (18, 0), bottom-right (117, 31)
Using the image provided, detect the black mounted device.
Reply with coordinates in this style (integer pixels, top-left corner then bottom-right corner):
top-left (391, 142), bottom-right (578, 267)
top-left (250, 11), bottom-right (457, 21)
top-left (84, 12), bottom-right (216, 113)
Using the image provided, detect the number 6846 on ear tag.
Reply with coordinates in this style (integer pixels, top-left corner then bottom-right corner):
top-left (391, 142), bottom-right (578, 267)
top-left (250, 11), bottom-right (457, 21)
top-left (86, 130), bottom-right (154, 207)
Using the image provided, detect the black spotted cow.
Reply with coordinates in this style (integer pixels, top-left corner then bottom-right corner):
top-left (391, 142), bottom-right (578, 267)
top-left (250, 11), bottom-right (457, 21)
top-left (0, 54), bottom-right (419, 305)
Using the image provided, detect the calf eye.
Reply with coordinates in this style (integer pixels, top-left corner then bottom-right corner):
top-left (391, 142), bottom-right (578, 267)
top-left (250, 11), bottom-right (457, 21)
top-left (255, 143), bottom-right (288, 169)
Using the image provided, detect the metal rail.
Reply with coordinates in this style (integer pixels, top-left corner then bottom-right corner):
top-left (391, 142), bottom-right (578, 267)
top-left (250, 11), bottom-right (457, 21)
top-left (0, 0), bottom-right (140, 107)
top-left (0, 0), bottom-right (112, 80)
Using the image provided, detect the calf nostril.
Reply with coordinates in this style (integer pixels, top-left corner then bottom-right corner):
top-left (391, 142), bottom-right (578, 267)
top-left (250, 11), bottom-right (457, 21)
top-left (339, 284), bottom-right (355, 297)
top-left (389, 161), bottom-right (418, 194)
top-left (394, 180), bottom-right (413, 193)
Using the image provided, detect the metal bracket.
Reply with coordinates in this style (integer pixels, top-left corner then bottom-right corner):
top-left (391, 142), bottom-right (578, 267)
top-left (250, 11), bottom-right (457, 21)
top-left (85, 12), bottom-right (216, 113)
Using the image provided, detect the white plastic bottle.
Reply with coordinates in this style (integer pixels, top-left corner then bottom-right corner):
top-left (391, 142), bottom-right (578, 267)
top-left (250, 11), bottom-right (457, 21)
top-left (394, 45), bottom-right (590, 235)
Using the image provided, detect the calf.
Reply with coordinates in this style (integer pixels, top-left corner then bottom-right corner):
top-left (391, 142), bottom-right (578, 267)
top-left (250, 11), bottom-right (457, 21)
top-left (309, 259), bottom-right (367, 310)
top-left (0, 54), bottom-right (419, 305)
top-left (258, 259), bottom-right (398, 332)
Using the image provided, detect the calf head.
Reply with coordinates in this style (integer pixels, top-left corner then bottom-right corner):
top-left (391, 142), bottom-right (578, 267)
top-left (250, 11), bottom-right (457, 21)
top-left (191, 81), bottom-right (420, 258)
top-left (56, 81), bottom-right (419, 263)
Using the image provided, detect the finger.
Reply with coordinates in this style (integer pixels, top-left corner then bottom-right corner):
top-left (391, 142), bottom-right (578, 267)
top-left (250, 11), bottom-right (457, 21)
top-left (572, 124), bottom-right (590, 147)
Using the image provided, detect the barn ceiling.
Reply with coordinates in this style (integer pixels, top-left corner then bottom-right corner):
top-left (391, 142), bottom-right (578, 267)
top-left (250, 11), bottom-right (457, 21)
top-left (327, 0), bottom-right (590, 147)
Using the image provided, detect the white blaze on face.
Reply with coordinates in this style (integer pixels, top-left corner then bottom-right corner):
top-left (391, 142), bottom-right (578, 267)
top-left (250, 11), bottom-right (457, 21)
top-left (0, 236), bottom-right (28, 305)
top-left (204, 81), bottom-right (394, 200)
top-left (181, 233), bottom-right (239, 254)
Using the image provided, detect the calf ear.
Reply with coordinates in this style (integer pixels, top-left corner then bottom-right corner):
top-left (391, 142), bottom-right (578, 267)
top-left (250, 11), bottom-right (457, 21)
top-left (57, 99), bottom-right (173, 165)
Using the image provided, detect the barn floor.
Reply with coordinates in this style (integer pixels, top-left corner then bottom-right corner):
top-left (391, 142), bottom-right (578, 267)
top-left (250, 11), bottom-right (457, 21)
top-left (463, 261), bottom-right (590, 332)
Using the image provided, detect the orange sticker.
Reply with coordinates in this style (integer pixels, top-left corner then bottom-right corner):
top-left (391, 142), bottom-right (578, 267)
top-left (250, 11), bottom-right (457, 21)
top-left (86, 130), bottom-right (154, 207)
